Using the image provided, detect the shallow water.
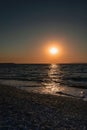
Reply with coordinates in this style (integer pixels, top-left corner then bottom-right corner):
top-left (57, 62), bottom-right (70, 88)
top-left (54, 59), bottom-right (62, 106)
top-left (0, 63), bottom-right (87, 100)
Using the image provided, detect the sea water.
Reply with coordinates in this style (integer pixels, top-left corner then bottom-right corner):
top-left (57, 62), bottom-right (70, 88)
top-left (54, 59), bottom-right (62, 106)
top-left (0, 63), bottom-right (87, 100)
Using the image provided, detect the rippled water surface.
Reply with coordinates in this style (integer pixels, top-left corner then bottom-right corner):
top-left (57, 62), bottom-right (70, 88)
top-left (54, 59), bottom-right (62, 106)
top-left (0, 64), bottom-right (87, 100)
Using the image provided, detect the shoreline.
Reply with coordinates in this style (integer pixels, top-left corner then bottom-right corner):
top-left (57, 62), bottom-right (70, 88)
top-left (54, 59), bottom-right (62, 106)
top-left (0, 85), bottom-right (87, 129)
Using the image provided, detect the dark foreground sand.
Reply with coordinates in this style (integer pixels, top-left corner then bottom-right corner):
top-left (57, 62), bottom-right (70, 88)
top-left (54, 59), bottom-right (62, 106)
top-left (0, 85), bottom-right (87, 130)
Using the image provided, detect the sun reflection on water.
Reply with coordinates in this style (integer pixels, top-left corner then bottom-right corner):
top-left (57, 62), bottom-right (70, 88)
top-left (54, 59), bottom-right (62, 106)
top-left (40, 64), bottom-right (65, 94)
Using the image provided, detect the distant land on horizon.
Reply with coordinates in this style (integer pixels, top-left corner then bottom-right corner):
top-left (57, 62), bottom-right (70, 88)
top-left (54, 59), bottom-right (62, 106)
top-left (0, 63), bottom-right (87, 65)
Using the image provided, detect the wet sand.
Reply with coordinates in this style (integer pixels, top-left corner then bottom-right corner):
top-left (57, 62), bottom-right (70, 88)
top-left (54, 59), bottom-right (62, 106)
top-left (0, 85), bottom-right (87, 130)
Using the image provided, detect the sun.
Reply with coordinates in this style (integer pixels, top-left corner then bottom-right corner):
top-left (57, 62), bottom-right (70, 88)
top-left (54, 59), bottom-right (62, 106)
top-left (49, 47), bottom-right (59, 55)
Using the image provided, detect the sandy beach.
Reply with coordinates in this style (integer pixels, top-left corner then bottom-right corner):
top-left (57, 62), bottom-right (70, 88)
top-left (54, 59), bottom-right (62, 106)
top-left (0, 85), bottom-right (87, 130)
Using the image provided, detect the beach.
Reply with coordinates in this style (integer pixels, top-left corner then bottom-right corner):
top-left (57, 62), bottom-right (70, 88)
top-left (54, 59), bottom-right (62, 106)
top-left (0, 85), bottom-right (87, 130)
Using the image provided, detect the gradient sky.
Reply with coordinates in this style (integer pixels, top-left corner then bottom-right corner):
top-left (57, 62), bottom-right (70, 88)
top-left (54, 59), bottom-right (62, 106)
top-left (0, 0), bottom-right (87, 63)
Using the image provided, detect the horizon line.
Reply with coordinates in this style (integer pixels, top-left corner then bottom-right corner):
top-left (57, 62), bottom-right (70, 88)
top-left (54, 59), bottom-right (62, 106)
top-left (0, 62), bottom-right (87, 64)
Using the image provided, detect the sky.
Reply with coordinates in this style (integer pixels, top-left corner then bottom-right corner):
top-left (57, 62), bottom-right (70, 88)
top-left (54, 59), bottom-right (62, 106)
top-left (0, 0), bottom-right (87, 63)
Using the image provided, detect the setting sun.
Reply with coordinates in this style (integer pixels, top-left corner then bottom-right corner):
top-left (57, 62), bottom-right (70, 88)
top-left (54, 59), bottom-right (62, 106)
top-left (49, 47), bottom-right (59, 55)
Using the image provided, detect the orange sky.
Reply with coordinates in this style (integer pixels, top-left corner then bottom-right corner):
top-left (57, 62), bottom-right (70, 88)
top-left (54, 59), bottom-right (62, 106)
top-left (0, 40), bottom-right (86, 64)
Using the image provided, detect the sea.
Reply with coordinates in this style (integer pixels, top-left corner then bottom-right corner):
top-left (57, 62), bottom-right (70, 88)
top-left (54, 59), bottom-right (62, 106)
top-left (0, 63), bottom-right (87, 101)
